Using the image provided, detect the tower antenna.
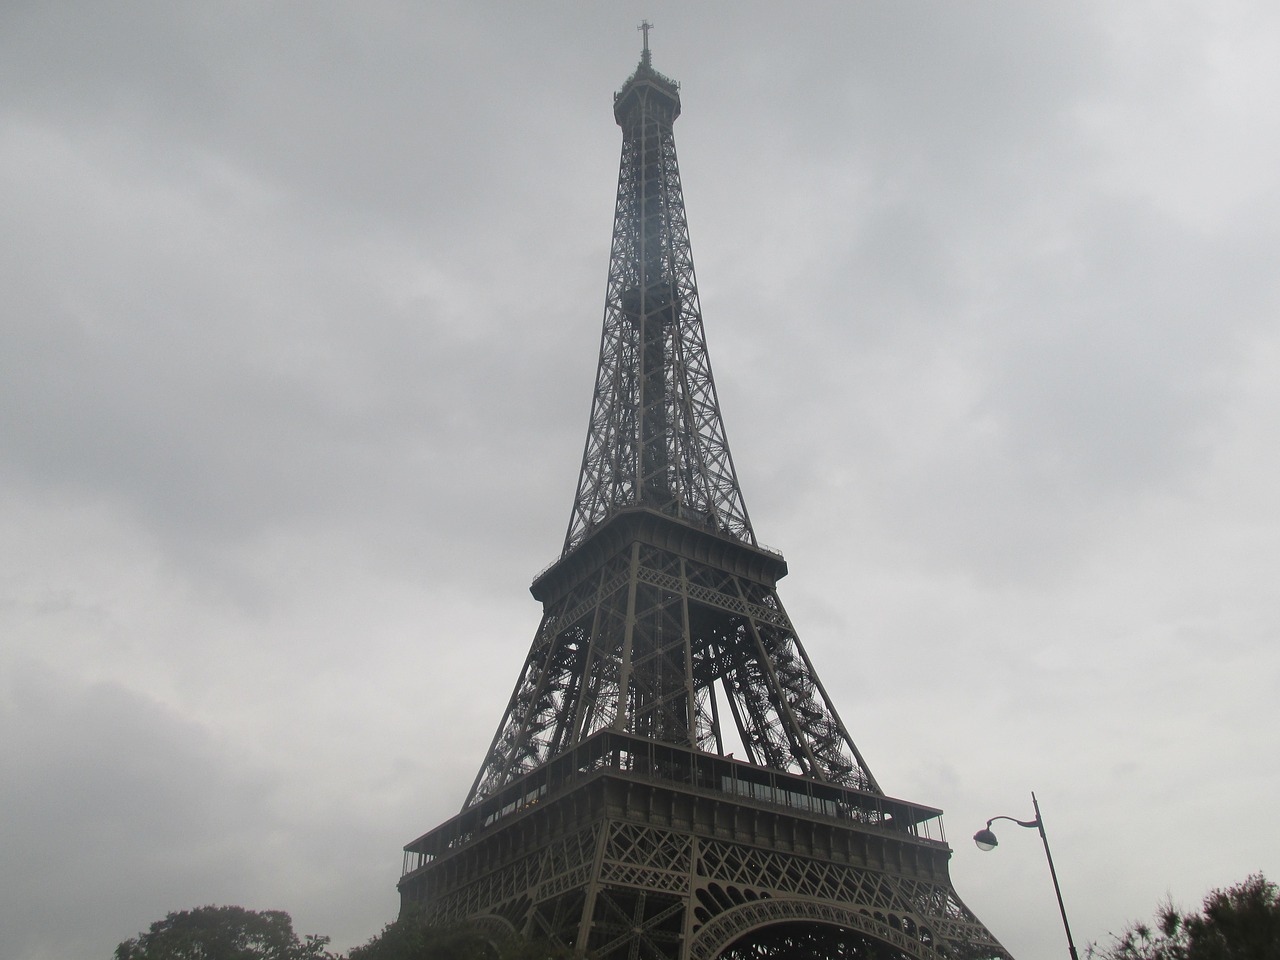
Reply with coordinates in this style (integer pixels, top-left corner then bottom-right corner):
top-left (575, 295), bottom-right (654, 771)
top-left (638, 19), bottom-right (653, 66)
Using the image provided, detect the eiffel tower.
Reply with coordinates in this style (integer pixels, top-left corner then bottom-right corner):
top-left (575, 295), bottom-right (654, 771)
top-left (400, 33), bottom-right (1010, 960)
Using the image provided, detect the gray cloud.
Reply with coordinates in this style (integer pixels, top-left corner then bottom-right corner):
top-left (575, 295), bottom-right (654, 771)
top-left (2, 3), bottom-right (1278, 959)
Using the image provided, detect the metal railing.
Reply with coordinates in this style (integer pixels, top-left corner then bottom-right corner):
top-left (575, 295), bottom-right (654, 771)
top-left (402, 730), bottom-right (945, 878)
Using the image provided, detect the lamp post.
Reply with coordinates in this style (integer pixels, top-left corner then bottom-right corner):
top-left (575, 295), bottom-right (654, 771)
top-left (974, 792), bottom-right (1079, 960)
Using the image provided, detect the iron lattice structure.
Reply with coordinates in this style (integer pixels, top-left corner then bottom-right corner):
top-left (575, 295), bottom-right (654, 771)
top-left (401, 42), bottom-right (1010, 960)
top-left (564, 48), bottom-right (750, 556)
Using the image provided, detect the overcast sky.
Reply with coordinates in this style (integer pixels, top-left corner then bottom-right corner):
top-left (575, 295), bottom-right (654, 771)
top-left (3, 3), bottom-right (1278, 959)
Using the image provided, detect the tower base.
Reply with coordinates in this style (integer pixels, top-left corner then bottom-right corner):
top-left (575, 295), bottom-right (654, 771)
top-left (400, 733), bottom-right (1009, 960)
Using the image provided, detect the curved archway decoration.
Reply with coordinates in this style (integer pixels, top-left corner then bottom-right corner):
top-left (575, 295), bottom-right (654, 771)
top-left (689, 897), bottom-right (945, 960)
top-left (470, 914), bottom-right (519, 948)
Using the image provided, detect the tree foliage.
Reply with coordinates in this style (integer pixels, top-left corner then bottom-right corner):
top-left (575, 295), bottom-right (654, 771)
top-left (114, 905), bottom-right (334, 960)
top-left (1090, 873), bottom-right (1280, 960)
top-left (346, 917), bottom-right (571, 960)
top-left (113, 908), bottom-right (574, 960)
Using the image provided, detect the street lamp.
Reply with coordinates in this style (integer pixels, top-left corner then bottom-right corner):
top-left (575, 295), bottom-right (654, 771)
top-left (974, 791), bottom-right (1079, 960)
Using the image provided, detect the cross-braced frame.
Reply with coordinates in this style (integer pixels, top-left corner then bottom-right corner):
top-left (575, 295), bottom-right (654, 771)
top-left (401, 39), bottom-right (1010, 960)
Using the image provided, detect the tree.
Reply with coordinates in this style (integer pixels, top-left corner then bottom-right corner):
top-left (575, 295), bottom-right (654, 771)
top-left (346, 919), bottom-right (489, 960)
top-left (114, 905), bottom-right (334, 960)
top-left (346, 917), bottom-right (571, 960)
top-left (1090, 873), bottom-right (1280, 960)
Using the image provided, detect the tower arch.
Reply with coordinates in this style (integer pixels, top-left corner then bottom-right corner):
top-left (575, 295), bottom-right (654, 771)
top-left (691, 899), bottom-right (943, 960)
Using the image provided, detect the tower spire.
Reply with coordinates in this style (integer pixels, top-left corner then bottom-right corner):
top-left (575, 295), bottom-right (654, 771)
top-left (565, 32), bottom-right (746, 559)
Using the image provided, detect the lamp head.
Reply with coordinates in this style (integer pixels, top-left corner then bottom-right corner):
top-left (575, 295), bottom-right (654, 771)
top-left (973, 827), bottom-right (999, 852)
